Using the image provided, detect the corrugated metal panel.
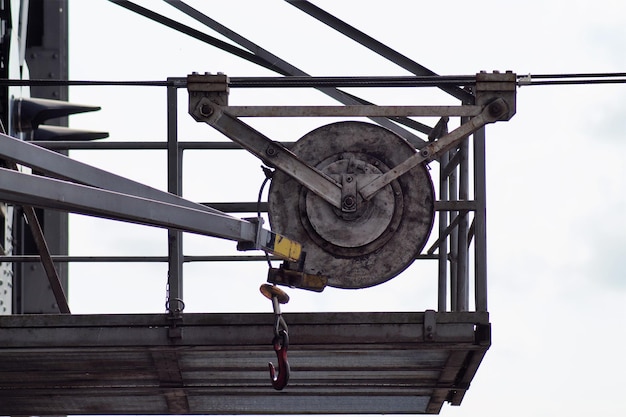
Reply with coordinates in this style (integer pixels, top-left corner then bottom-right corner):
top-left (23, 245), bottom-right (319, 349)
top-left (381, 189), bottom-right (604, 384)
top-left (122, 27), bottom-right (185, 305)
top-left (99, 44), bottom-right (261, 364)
top-left (0, 311), bottom-right (490, 414)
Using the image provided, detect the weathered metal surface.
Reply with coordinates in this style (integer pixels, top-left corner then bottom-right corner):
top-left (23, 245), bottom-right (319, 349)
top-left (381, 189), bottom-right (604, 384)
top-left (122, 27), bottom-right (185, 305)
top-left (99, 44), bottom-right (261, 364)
top-left (222, 105), bottom-right (483, 118)
top-left (358, 99), bottom-right (508, 201)
top-left (0, 311), bottom-right (489, 415)
top-left (269, 121), bottom-right (435, 288)
top-left (0, 132), bottom-right (226, 217)
top-left (0, 140), bottom-right (301, 261)
top-left (188, 94), bottom-right (345, 210)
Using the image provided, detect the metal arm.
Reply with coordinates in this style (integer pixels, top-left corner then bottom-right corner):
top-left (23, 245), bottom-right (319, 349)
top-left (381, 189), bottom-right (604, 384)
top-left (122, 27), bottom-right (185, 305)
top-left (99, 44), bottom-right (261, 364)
top-left (189, 98), bottom-right (344, 210)
top-left (0, 133), bottom-right (302, 262)
top-left (358, 98), bottom-right (510, 201)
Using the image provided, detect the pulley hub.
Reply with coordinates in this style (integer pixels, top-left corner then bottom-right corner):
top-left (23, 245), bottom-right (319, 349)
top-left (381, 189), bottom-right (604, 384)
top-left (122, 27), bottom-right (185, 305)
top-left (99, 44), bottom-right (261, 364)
top-left (269, 121), bottom-right (434, 289)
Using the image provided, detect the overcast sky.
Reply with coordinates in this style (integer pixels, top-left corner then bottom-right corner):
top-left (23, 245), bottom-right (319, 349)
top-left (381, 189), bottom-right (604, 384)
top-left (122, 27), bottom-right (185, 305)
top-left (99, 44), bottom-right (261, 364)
top-left (63, 1), bottom-right (626, 416)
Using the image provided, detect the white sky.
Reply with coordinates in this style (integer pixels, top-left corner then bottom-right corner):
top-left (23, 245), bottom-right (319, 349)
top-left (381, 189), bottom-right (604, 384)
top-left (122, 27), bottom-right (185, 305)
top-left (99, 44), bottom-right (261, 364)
top-left (62, 1), bottom-right (626, 416)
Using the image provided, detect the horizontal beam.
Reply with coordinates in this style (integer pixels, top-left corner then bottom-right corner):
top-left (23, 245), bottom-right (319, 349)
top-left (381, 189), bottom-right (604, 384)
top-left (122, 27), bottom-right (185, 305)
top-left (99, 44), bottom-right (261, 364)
top-left (223, 105), bottom-right (482, 118)
top-left (31, 140), bottom-right (296, 151)
top-left (205, 200), bottom-right (477, 213)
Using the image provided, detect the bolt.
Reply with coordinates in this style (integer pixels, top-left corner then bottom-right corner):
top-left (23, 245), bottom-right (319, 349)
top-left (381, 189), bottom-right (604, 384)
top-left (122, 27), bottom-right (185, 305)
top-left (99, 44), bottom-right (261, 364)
top-left (199, 103), bottom-right (214, 117)
top-left (420, 149), bottom-right (430, 158)
top-left (342, 195), bottom-right (356, 209)
top-left (345, 175), bottom-right (353, 183)
top-left (266, 146), bottom-right (277, 157)
top-left (488, 102), bottom-right (503, 118)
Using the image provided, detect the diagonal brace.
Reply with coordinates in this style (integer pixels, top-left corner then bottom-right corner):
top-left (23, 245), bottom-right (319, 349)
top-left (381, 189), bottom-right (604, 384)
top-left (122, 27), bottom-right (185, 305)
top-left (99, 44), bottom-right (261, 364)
top-left (189, 96), bottom-right (344, 210)
top-left (358, 98), bottom-right (510, 201)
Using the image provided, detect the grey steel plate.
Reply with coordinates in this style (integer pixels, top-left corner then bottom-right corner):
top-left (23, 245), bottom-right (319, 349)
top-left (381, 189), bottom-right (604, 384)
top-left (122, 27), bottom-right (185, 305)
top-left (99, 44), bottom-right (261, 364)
top-left (0, 311), bottom-right (489, 415)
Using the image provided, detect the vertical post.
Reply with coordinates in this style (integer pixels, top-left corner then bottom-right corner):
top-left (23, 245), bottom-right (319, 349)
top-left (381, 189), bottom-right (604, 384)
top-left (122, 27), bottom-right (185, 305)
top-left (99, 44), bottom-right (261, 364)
top-left (166, 80), bottom-right (183, 313)
top-left (473, 127), bottom-right (488, 312)
top-left (437, 152), bottom-right (449, 312)
top-left (15, 0), bottom-right (70, 314)
top-left (456, 135), bottom-right (469, 311)
top-left (448, 154), bottom-right (458, 311)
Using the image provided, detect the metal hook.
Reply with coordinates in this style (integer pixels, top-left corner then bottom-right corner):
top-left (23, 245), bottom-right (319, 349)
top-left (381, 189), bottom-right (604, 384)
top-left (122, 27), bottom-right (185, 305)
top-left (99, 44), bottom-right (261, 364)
top-left (268, 329), bottom-right (290, 390)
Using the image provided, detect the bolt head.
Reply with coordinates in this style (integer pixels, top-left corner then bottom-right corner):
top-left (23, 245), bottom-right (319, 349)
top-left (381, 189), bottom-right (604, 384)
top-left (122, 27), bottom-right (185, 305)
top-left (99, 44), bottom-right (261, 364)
top-left (200, 103), bottom-right (214, 117)
top-left (342, 195), bottom-right (356, 209)
top-left (488, 102), bottom-right (503, 118)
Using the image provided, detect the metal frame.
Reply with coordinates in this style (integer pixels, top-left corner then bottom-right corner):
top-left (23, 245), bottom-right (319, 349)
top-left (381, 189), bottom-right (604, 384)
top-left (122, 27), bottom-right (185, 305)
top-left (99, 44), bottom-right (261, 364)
top-left (0, 2), bottom-right (520, 414)
top-left (0, 72), bottom-right (513, 313)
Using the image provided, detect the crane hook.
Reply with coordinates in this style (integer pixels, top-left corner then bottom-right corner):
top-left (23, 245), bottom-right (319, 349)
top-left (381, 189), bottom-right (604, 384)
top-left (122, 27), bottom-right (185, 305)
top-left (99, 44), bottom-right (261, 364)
top-left (268, 328), bottom-right (290, 390)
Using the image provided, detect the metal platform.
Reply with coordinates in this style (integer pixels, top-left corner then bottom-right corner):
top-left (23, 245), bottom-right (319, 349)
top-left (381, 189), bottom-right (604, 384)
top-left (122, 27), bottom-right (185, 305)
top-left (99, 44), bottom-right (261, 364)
top-left (0, 311), bottom-right (489, 415)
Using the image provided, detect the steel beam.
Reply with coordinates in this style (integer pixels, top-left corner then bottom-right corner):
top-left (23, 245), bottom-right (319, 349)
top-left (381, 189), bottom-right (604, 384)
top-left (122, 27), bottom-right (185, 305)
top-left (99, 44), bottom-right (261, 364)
top-left (0, 132), bottom-right (229, 217)
top-left (358, 99), bottom-right (508, 201)
top-left (191, 101), bottom-right (344, 210)
top-left (286, 0), bottom-right (474, 103)
top-left (222, 105), bottom-right (482, 118)
top-left (473, 127), bottom-right (488, 311)
top-left (0, 168), bottom-right (300, 261)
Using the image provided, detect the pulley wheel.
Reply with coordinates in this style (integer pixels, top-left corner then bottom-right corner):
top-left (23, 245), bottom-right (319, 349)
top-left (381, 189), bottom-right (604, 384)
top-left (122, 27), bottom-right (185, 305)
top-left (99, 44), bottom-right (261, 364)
top-left (268, 121), bottom-right (434, 289)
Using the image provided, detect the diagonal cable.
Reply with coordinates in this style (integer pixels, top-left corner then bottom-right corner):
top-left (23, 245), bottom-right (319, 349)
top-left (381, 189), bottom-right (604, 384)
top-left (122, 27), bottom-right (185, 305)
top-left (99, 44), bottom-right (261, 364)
top-left (107, 0), bottom-right (290, 75)
top-left (163, 0), bottom-right (429, 143)
top-left (286, 0), bottom-right (475, 104)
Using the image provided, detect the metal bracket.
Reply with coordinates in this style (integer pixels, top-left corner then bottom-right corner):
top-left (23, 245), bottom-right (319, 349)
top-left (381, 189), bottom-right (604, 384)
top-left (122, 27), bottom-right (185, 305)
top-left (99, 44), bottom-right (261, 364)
top-left (237, 217), bottom-right (302, 262)
top-left (167, 311), bottom-right (184, 340)
top-left (188, 72), bottom-right (517, 211)
top-left (187, 72), bottom-right (229, 107)
top-left (475, 71), bottom-right (516, 120)
top-left (474, 322), bottom-right (492, 346)
top-left (267, 265), bottom-right (328, 292)
top-left (341, 173), bottom-right (358, 213)
top-left (424, 309), bottom-right (436, 342)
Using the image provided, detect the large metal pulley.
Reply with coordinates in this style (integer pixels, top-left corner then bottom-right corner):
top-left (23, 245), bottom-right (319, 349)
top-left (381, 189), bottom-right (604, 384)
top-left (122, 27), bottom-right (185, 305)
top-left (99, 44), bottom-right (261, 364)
top-left (269, 121), bottom-right (434, 289)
